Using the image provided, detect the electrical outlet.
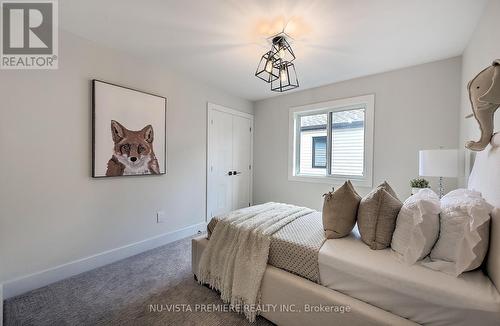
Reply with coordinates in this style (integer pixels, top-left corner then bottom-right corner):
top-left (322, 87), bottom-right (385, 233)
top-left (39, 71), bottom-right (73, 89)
top-left (157, 211), bottom-right (166, 223)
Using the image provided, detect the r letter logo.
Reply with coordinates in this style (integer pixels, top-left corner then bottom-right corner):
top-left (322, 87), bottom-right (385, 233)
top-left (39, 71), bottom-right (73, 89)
top-left (1, 0), bottom-right (58, 69)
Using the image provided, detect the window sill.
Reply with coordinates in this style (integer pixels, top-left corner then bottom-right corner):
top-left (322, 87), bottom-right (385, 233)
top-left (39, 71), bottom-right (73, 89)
top-left (288, 174), bottom-right (373, 188)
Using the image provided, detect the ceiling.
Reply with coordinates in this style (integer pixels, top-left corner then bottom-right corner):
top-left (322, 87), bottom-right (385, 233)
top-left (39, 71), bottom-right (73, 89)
top-left (60, 0), bottom-right (487, 101)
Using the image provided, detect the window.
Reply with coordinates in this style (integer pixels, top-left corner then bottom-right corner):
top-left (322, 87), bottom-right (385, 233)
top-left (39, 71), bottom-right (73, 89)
top-left (288, 95), bottom-right (374, 187)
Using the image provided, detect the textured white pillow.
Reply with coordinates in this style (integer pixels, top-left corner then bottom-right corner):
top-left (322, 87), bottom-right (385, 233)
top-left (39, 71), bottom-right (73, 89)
top-left (425, 189), bottom-right (493, 276)
top-left (391, 189), bottom-right (440, 264)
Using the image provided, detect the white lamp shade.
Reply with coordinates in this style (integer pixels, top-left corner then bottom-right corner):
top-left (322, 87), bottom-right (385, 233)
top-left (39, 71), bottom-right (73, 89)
top-left (419, 149), bottom-right (459, 178)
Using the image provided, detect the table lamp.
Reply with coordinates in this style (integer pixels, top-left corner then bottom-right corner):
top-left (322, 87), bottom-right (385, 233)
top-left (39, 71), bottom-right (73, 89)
top-left (419, 149), bottom-right (459, 198)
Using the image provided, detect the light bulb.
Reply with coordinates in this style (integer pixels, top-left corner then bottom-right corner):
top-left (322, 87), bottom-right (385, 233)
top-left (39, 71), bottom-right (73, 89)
top-left (280, 69), bottom-right (288, 82)
top-left (265, 60), bottom-right (273, 73)
top-left (278, 48), bottom-right (285, 60)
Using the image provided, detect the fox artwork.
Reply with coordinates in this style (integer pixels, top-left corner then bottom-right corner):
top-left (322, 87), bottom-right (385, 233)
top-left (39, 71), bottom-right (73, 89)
top-left (106, 120), bottom-right (161, 176)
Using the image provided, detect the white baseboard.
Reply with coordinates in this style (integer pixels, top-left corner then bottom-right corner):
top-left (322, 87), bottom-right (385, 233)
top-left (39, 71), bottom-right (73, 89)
top-left (3, 222), bottom-right (206, 300)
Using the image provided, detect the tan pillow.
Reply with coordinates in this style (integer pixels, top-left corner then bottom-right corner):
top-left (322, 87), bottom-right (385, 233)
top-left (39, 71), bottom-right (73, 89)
top-left (358, 181), bottom-right (402, 249)
top-left (322, 181), bottom-right (361, 239)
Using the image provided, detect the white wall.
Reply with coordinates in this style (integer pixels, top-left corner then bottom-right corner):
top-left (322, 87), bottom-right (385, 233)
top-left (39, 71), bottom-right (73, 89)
top-left (0, 31), bottom-right (252, 285)
top-left (253, 57), bottom-right (461, 210)
top-left (459, 0), bottom-right (500, 185)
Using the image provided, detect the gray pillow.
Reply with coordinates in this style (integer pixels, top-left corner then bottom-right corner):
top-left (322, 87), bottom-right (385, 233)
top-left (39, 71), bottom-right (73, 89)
top-left (322, 180), bottom-right (361, 239)
top-left (358, 181), bottom-right (402, 249)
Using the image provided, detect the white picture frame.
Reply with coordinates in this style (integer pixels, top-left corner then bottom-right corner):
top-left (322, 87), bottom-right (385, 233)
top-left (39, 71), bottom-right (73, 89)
top-left (92, 80), bottom-right (167, 178)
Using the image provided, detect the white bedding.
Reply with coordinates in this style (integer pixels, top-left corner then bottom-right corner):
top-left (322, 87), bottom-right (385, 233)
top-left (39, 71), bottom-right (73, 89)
top-left (318, 226), bottom-right (500, 325)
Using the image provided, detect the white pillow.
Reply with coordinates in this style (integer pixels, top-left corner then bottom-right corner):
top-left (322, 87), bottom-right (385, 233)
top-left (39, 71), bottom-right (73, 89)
top-left (425, 189), bottom-right (492, 276)
top-left (391, 189), bottom-right (440, 264)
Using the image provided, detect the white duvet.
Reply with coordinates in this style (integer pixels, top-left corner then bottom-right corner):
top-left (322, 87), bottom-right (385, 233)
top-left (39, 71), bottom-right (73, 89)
top-left (319, 227), bottom-right (500, 325)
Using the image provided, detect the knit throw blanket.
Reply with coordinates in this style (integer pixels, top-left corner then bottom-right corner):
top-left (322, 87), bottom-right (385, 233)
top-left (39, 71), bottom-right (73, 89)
top-left (197, 202), bottom-right (314, 322)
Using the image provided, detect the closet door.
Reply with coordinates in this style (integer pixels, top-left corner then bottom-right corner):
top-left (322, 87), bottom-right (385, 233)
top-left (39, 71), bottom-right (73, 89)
top-left (207, 104), bottom-right (253, 220)
top-left (207, 109), bottom-right (234, 218)
top-left (231, 115), bottom-right (253, 210)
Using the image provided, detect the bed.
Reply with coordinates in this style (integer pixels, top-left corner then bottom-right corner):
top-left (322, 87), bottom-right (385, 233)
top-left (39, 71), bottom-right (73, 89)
top-left (192, 135), bottom-right (500, 325)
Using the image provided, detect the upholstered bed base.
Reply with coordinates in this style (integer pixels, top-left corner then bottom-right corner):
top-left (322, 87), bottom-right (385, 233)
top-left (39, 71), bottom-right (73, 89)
top-left (192, 236), bottom-right (416, 326)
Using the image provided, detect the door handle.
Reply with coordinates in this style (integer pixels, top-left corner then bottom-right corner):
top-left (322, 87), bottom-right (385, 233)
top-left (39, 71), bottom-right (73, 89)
top-left (228, 171), bottom-right (233, 176)
top-left (233, 171), bottom-right (242, 175)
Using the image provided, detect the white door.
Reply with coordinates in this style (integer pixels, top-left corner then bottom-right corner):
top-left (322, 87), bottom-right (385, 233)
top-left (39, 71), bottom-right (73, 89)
top-left (232, 115), bottom-right (252, 209)
top-left (207, 109), bottom-right (234, 218)
top-left (207, 104), bottom-right (253, 219)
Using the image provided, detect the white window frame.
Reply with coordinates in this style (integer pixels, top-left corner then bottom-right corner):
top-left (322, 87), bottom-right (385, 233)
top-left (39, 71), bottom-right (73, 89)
top-left (288, 94), bottom-right (374, 188)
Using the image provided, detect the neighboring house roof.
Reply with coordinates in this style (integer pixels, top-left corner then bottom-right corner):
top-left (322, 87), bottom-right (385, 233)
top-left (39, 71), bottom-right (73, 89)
top-left (300, 109), bottom-right (364, 130)
top-left (300, 109), bottom-right (364, 127)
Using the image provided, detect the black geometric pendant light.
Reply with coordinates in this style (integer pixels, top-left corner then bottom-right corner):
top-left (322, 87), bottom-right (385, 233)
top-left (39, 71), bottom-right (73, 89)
top-left (271, 60), bottom-right (299, 92)
top-left (255, 51), bottom-right (279, 83)
top-left (255, 32), bottom-right (299, 92)
top-left (270, 35), bottom-right (295, 63)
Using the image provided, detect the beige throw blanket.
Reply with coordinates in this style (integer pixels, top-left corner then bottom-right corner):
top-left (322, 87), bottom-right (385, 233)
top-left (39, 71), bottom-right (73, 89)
top-left (197, 202), bottom-right (313, 322)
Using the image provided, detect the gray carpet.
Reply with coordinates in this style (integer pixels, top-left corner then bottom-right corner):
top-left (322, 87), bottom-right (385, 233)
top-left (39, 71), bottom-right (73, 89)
top-left (4, 235), bottom-right (275, 326)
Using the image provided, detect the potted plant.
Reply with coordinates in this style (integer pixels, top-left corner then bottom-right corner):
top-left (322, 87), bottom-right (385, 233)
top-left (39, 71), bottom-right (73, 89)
top-left (410, 178), bottom-right (430, 195)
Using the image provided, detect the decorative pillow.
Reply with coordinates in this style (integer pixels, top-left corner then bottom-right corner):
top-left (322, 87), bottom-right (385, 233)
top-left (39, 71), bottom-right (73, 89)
top-left (357, 181), bottom-right (403, 250)
top-left (391, 189), bottom-right (440, 264)
top-left (322, 181), bottom-right (361, 239)
top-left (425, 189), bottom-right (493, 276)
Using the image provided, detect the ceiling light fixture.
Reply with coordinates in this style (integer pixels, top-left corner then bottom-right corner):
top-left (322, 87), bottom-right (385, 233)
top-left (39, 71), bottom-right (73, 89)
top-left (255, 32), bottom-right (299, 92)
top-left (255, 50), bottom-right (279, 83)
top-left (272, 60), bottom-right (299, 92)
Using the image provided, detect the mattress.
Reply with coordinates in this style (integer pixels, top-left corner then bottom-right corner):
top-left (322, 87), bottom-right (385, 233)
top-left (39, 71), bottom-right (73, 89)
top-left (318, 226), bottom-right (500, 325)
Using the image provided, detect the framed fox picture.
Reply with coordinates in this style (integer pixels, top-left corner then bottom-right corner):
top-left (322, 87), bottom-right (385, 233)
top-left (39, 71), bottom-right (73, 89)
top-left (92, 80), bottom-right (167, 177)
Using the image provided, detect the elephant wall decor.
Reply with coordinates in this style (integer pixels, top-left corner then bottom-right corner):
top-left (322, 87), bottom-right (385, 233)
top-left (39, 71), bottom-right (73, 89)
top-left (465, 59), bottom-right (500, 151)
